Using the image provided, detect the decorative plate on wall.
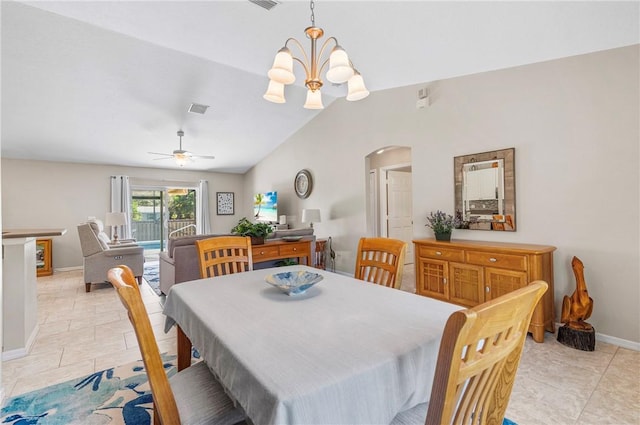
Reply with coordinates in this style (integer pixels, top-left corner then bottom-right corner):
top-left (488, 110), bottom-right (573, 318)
top-left (294, 169), bottom-right (313, 199)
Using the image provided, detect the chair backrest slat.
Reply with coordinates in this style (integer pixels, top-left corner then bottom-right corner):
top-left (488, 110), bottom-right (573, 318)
top-left (425, 280), bottom-right (548, 425)
top-left (354, 237), bottom-right (407, 289)
top-left (196, 236), bottom-right (253, 279)
top-left (107, 265), bottom-right (181, 425)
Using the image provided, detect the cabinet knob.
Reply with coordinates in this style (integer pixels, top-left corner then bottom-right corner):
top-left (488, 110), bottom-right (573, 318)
top-left (293, 248), bottom-right (297, 251)
top-left (435, 251), bottom-right (442, 256)
top-left (260, 251), bottom-right (265, 255)
top-left (489, 257), bottom-right (497, 262)
top-left (486, 286), bottom-right (490, 293)
top-left (443, 278), bottom-right (447, 285)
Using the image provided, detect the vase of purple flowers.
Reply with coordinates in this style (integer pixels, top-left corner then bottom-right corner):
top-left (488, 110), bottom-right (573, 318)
top-left (426, 210), bottom-right (459, 241)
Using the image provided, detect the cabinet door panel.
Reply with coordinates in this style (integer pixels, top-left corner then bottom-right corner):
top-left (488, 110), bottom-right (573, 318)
top-left (485, 267), bottom-right (527, 300)
top-left (450, 262), bottom-right (484, 307)
top-left (417, 258), bottom-right (449, 301)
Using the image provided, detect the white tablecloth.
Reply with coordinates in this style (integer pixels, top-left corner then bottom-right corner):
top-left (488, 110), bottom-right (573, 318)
top-left (163, 265), bottom-right (461, 425)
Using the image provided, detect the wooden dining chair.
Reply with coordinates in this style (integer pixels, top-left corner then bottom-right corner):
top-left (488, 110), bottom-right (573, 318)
top-left (391, 280), bottom-right (548, 425)
top-left (107, 265), bottom-right (246, 425)
top-left (354, 237), bottom-right (407, 289)
top-left (195, 236), bottom-right (254, 279)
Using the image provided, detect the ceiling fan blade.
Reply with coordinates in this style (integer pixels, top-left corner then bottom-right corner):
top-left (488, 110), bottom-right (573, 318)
top-left (152, 156), bottom-right (174, 161)
top-left (148, 151), bottom-right (174, 157)
top-left (191, 154), bottom-right (216, 160)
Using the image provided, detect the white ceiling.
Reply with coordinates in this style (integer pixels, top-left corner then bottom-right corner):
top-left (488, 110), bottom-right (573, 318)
top-left (2, 1), bottom-right (638, 173)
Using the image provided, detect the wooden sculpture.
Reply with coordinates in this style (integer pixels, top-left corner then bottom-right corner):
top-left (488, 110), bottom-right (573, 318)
top-left (557, 256), bottom-right (595, 350)
top-left (561, 256), bottom-right (594, 330)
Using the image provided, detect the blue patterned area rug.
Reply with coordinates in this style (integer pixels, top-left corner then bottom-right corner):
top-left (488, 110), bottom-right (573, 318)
top-left (1, 352), bottom-right (517, 425)
top-left (143, 260), bottom-right (161, 296)
top-left (1, 354), bottom-right (177, 424)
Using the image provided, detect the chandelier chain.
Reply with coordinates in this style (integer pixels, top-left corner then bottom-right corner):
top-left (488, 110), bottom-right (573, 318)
top-left (310, 0), bottom-right (315, 27)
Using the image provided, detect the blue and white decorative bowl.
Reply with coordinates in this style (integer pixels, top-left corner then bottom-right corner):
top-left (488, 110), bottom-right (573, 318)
top-left (265, 270), bottom-right (323, 296)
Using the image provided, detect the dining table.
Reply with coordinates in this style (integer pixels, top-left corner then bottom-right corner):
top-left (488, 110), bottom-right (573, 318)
top-left (163, 265), bottom-right (462, 425)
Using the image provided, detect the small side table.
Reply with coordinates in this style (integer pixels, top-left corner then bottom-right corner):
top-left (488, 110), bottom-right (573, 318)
top-left (315, 239), bottom-right (327, 270)
top-left (36, 238), bottom-right (53, 277)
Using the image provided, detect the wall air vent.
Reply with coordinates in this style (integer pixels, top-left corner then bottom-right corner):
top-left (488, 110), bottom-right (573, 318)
top-left (248, 0), bottom-right (279, 11)
top-left (188, 103), bottom-right (209, 114)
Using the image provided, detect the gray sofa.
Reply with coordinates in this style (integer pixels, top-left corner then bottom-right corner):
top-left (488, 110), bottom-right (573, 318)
top-left (159, 228), bottom-right (315, 295)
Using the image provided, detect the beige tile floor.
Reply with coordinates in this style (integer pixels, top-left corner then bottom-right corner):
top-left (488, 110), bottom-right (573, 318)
top-left (2, 268), bottom-right (639, 425)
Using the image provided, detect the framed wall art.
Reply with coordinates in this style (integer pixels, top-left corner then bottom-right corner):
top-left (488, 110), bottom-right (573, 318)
top-left (216, 192), bottom-right (234, 215)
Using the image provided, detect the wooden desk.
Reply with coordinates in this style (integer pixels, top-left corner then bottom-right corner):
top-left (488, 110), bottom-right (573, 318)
top-left (252, 238), bottom-right (313, 266)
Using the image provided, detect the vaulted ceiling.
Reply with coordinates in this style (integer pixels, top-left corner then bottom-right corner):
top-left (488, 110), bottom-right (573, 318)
top-left (2, 1), bottom-right (638, 172)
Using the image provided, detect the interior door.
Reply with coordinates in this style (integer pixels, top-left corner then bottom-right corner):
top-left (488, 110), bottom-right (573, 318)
top-left (386, 170), bottom-right (413, 264)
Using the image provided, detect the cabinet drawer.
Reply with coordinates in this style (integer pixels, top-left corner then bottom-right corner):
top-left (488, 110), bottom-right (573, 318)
top-left (252, 246), bottom-right (280, 259)
top-left (417, 246), bottom-right (464, 262)
top-left (465, 251), bottom-right (527, 271)
top-left (280, 243), bottom-right (309, 256)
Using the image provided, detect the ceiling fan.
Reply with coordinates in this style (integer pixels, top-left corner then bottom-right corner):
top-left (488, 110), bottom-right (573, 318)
top-left (148, 130), bottom-right (215, 167)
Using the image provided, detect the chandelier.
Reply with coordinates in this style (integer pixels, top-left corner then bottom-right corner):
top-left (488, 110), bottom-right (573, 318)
top-left (263, 0), bottom-right (369, 109)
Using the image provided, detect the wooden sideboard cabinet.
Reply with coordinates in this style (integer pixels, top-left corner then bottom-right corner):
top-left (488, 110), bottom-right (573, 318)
top-left (413, 238), bottom-right (556, 343)
top-left (251, 238), bottom-right (313, 266)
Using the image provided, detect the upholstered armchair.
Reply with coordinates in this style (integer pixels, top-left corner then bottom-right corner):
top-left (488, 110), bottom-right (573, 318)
top-left (77, 220), bottom-right (144, 292)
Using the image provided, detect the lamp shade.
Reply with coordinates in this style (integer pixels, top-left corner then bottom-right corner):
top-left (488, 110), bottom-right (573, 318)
top-left (263, 80), bottom-right (286, 104)
top-left (303, 89), bottom-right (324, 109)
top-left (268, 47), bottom-right (296, 85)
top-left (105, 212), bottom-right (127, 227)
top-left (174, 153), bottom-right (190, 167)
top-left (326, 46), bottom-right (354, 84)
top-left (301, 209), bottom-right (321, 224)
top-left (346, 71), bottom-right (370, 101)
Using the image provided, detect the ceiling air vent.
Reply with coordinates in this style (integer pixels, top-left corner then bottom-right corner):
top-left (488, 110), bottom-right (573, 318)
top-left (248, 0), bottom-right (279, 11)
top-left (188, 103), bottom-right (209, 114)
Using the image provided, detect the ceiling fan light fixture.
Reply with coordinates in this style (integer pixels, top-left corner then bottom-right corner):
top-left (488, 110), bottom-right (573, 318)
top-left (148, 130), bottom-right (215, 166)
top-left (174, 152), bottom-right (190, 167)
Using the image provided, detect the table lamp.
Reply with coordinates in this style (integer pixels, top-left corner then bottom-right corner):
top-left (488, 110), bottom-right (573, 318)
top-left (301, 209), bottom-right (321, 229)
top-left (105, 212), bottom-right (127, 244)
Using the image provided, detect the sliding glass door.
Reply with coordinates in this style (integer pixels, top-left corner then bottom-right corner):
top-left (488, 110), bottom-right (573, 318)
top-left (131, 187), bottom-right (197, 254)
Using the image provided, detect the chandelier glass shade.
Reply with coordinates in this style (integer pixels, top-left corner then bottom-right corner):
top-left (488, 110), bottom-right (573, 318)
top-left (264, 0), bottom-right (369, 109)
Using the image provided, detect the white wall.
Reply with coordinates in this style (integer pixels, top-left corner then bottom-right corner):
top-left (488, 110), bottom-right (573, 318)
top-left (1, 159), bottom-right (244, 268)
top-left (245, 45), bottom-right (640, 343)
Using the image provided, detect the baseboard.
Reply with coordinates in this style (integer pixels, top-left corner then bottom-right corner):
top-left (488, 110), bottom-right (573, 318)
top-left (2, 324), bottom-right (39, 361)
top-left (54, 266), bottom-right (83, 272)
top-left (595, 333), bottom-right (640, 351)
